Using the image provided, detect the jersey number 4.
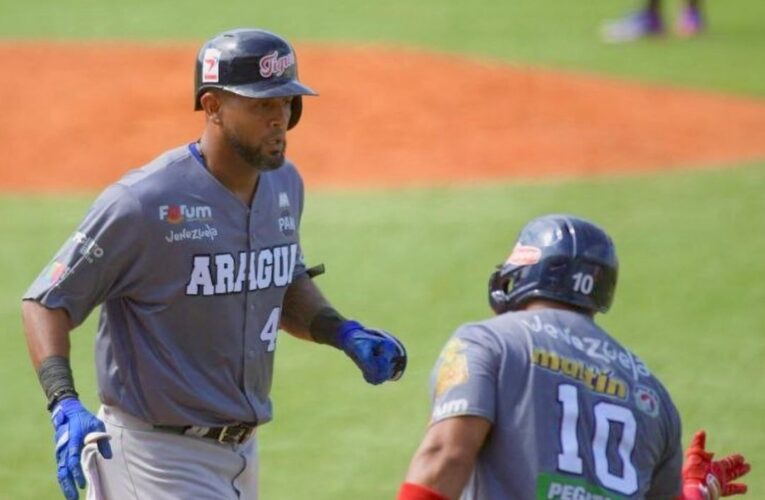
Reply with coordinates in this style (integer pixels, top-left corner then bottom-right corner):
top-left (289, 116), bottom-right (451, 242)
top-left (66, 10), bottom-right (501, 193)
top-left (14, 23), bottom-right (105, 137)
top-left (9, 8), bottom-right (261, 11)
top-left (259, 307), bottom-right (281, 352)
top-left (557, 383), bottom-right (638, 496)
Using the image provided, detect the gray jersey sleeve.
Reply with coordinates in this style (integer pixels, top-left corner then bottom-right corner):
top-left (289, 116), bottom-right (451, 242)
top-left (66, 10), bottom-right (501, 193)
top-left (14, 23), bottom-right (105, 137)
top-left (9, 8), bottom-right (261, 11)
top-left (429, 324), bottom-right (502, 424)
top-left (646, 398), bottom-right (683, 498)
top-left (24, 184), bottom-right (144, 327)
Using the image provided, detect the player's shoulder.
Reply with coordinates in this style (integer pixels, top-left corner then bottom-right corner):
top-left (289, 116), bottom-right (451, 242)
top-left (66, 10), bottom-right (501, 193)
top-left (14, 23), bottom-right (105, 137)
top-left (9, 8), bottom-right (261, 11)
top-left (87, 145), bottom-right (195, 217)
top-left (450, 314), bottom-right (523, 356)
top-left (117, 144), bottom-right (196, 190)
top-left (473, 309), bottom-right (545, 342)
top-left (643, 369), bottom-right (681, 419)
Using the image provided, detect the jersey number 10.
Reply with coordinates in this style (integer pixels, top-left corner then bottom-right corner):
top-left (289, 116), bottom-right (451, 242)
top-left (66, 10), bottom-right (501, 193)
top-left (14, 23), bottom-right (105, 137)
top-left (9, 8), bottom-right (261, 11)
top-left (557, 383), bottom-right (638, 496)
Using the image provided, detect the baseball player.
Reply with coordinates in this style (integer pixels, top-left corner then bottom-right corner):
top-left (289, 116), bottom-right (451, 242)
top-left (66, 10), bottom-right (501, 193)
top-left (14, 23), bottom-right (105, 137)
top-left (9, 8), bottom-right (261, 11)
top-left (22, 28), bottom-right (406, 500)
top-left (397, 214), bottom-right (750, 500)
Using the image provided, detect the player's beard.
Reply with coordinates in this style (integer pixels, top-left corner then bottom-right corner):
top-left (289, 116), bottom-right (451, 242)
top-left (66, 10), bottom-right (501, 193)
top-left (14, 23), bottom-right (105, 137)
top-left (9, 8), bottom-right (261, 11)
top-left (224, 128), bottom-right (286, 171)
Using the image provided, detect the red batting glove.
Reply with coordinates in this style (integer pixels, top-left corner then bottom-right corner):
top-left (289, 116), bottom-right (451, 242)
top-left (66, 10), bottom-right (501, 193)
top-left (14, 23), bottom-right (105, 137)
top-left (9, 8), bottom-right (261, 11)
top-left (681, 430), bottom-right (751, 500)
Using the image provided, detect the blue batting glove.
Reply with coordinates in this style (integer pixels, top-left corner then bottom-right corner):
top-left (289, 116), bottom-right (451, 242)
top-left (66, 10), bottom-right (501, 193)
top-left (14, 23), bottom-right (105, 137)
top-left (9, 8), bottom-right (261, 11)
top-left (50, 398), bottom-right (112, 500)
top-left (339, 320), bottom-right (407, 385)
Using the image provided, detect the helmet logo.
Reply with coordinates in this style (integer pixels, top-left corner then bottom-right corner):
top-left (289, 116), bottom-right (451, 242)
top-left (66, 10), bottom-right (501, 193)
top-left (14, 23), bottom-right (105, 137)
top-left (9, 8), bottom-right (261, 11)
top-left (202, 48), bottom-right (222, 83)
top-left (259, 51), bottom-right (295, 78)
top-left (505, 244), bottom-right (542, 266)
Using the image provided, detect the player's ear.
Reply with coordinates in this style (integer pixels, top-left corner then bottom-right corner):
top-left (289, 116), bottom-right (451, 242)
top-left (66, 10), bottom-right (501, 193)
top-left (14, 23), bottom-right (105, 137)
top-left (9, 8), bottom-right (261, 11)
top-left (200, 91), bottom-right (223, 125)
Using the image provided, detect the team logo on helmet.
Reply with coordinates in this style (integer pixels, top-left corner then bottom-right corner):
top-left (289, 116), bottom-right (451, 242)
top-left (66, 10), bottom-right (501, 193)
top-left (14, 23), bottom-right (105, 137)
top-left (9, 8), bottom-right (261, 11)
top-left (634, 384), bottom-right (660, 417)
top-left (259, 51), bottom-right (295, 78)
top-left (202, 48), bottom-right (222, 83)
top-left (505, 243), bottom-right (542, 266)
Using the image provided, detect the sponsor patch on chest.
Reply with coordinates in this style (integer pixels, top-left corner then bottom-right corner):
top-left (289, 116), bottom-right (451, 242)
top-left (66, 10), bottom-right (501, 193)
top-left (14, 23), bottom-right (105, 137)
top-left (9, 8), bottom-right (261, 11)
top-left (159, 204), bottom-right (213, 224)
top-left (279, 215), bottom-right (296, 234)
top-left (165, 224), bottom-right (219, 243)
top-left (277, 192), bottom-right (296, 236)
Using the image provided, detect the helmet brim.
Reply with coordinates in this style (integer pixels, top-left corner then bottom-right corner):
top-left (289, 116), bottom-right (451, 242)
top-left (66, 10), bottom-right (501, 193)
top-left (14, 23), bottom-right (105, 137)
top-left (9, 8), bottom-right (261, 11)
top-left (195, 80), bottom-right (318, 111)
top-left (220, 80), bottom-right (318, 99)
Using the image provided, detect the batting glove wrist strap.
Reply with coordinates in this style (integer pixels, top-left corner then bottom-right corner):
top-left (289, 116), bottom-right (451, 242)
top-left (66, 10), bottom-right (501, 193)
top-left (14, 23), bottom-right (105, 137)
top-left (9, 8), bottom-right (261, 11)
top-left (338, 320), bottom-right (365, 347)
top-left (398, 482), bottom-right (449, 500)
top-left (50, 398), bottom-right (112, 500)
top-left (339, 320), bottom-right (407, 385)
top-left (308, 306), bottom-right (346, 348)
top-left (38, 356), bottom-right (79, 411)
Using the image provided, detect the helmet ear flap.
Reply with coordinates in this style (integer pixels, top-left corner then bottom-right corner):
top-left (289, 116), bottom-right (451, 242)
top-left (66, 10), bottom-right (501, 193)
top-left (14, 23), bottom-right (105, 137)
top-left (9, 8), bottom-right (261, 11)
top-left (488, 268), bottom-right (514, 315)
top-left (194, 89), bottom-right (207, 111)
top-left (288, 96), bottom-right (303, 130)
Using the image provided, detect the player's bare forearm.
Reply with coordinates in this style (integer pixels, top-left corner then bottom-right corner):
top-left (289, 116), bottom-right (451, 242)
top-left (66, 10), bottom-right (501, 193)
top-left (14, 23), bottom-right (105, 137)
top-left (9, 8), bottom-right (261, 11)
top-left (403, 417), bottom-right (491, 499)
top-left (281, 274), bottom-right (344, 344)
top-left (22, 300), bottom-right (82, 409)
top-left (22, 300), bottom-right (73, 370)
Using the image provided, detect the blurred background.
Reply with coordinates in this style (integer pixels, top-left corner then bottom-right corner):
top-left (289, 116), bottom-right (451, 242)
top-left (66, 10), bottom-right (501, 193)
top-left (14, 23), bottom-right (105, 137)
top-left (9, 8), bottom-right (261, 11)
top-left (1, 1), bottom-right (763, 498)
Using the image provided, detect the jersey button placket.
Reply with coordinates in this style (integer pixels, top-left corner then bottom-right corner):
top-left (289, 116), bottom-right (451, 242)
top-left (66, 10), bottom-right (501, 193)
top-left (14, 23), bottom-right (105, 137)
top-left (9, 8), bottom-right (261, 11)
top-left (241, 209), bottom-right (259, 414)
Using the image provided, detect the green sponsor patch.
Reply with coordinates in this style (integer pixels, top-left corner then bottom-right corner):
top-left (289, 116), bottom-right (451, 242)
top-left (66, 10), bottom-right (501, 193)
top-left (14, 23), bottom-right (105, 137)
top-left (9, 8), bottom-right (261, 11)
top-left (536, 473), bottom-right (627, 500)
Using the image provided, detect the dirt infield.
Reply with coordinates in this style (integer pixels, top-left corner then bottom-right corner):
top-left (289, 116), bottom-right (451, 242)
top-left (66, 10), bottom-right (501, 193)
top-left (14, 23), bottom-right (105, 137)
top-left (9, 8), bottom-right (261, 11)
top-left (3, 41), bottom-right (765, 191)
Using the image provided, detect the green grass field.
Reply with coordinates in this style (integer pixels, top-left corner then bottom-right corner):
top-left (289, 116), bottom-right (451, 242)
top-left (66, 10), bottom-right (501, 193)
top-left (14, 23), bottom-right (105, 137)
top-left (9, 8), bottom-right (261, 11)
top-left (1, 0), bottom-right (764, 498)
top-left (2, 165), bottom-right (764, 498)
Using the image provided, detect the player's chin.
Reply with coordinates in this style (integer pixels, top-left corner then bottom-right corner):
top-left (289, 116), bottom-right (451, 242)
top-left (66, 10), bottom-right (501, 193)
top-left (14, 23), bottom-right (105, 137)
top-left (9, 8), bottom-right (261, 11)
top-left (263, 147), bottom-right (285, 166)
top-left (260, 151), bottom-right (286, 170)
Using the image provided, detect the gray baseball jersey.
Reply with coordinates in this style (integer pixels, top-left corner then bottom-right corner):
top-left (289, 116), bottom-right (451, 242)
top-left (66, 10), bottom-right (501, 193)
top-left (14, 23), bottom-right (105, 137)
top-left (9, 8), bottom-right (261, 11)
top-left (429, 309), bottom-right (682, 500)
top-left (25, 143), bottom-right (306, 427)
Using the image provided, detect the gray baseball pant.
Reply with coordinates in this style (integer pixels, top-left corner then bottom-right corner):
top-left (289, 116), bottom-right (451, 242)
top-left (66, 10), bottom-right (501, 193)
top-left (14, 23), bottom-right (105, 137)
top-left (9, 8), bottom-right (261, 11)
top-left (83, 405), bottom-right (258, 500)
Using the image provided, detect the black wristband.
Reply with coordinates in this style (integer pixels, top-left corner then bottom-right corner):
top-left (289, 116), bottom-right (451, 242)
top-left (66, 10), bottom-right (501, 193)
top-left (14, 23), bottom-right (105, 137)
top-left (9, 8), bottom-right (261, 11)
top-left (309, 307), bottom-right (346, 348)
top-left (37, 356), bottom-right (79, 411)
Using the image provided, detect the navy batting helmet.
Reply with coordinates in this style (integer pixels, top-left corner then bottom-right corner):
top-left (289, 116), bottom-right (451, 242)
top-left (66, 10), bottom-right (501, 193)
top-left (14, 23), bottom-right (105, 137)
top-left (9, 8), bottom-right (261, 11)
top-left (488, 214), bottom-right (618, 314)
top-left (194, 28), bottom-right (317, 129)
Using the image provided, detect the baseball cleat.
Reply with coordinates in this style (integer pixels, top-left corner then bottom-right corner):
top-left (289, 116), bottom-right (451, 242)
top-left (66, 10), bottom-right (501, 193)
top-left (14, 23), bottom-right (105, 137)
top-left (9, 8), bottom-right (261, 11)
top-left (676, 7), bottom-right (705, 38)
top-left (600, 10), bottom-right (664, 43)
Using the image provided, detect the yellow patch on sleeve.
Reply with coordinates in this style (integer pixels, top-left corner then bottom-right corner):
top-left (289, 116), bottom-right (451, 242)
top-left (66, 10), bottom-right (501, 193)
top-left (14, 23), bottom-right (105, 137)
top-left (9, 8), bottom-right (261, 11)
top-left (434, 338), bottom-right (470, 398)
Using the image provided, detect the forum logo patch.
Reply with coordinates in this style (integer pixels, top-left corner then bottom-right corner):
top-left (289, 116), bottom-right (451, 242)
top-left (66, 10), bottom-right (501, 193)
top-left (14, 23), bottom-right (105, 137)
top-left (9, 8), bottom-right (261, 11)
top-left (158, 204), bottom-right (213, 224)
